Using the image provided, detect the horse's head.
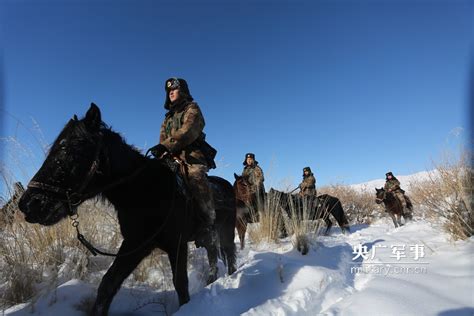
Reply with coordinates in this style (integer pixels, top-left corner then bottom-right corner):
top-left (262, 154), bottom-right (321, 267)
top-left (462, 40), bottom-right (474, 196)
top-left (19, 103), bottom-right (104, 225)
top-left (375, 187), bottom-right (385, 204)
top-left (233, 173), bottom-right (252, 205)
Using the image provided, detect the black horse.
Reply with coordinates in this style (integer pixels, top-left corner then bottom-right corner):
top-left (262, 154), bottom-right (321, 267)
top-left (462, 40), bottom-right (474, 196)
top-left (269, 188), bottom-right (350, 236)
top-left (18, 104), bottom-right (236, 315)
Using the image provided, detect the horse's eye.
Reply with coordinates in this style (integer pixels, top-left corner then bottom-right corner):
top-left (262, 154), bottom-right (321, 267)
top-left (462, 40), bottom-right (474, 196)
top-left (59, 139), bottom-right (67, 147)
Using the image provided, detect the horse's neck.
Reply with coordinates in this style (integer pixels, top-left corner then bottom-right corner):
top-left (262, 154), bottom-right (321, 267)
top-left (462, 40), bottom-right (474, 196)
top-left (104, 131), bottom-right (145, 177)
top-left (96, 131), bottom-right (163, 209)
top-left (384, 192), bottom-right (395, 204)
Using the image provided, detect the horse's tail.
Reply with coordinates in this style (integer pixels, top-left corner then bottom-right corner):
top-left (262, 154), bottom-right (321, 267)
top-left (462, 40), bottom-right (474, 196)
top-left (325, 195), bottom-right (350, 232)
top-left (405, 195), bottom-right (413, 211)
top-left (209, 176), bottom-right (237, 274)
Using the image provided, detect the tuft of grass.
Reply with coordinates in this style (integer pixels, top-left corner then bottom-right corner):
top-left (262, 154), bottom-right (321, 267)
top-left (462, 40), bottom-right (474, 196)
top-left (247, 190), bottom-right (323, 255)
top-left (247, 193), bottom-right (282, 246)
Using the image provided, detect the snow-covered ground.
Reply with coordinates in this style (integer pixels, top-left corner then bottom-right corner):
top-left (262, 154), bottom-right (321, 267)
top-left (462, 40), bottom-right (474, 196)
top-left (4, 218), bottom-right (473, 315)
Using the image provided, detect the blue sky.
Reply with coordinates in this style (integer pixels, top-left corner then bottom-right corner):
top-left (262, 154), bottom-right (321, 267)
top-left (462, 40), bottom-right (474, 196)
top-left (0, 0), bottom-right (472, 194)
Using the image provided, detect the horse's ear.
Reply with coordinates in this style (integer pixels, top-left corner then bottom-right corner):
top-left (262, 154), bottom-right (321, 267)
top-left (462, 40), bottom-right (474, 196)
top-left (234, 173), bottom-right (239, 180)
top-left (73, 114), bottom-right (78, 121)
top-left (85, 103), bottom-right (101, 129)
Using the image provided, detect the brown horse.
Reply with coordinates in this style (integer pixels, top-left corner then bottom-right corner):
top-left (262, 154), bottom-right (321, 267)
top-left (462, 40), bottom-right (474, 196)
top-left (233, 174), bottom-right (262, 250)
top-left (375, 188), bottom-right (413, 227)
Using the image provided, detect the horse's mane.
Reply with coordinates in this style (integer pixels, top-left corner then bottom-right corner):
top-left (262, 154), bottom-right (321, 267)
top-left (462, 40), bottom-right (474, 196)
top-left (50, 118), bottom-right (146, 159)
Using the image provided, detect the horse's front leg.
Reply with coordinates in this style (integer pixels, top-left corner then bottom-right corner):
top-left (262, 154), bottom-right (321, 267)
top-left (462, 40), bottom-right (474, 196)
top-left (203, 241), bottom-right (218, 284)
top-left (91, 239), bottom-right (151, 316)
top-left (389, 213), bottom-right (398, 228)
top-left (168, 244), bottom-right (190, 305)
top-left (397, 213), bottom-right (404, 226)
top-left (324, 217), bottom-right (333, 235)
top-left (236, 217), bottom-right (247, 250)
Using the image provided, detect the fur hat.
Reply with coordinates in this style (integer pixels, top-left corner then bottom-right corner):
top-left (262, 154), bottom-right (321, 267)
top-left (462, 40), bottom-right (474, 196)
top-left (164, 77), bottom-right (193, 110)
top-left (243, 153), bottom-right (258, 166)
top-left (303, 166), bottom-right (312, 176)
top-left (385, 171), bottom-right (394, 179)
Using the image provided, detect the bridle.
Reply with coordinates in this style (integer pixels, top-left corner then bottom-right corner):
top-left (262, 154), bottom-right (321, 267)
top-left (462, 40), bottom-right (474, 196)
top-left (375, 190), bottom-right (386, 203)
top-left (27, 133), bottom-right (104, 215)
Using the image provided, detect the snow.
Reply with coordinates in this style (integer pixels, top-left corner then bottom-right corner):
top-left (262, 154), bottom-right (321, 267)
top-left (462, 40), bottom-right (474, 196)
top-left (4, 218), bottom-right (473, 315)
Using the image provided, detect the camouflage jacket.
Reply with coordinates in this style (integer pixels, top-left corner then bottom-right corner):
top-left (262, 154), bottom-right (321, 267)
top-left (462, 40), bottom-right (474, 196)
top-left (299, 174), bottom-right (316, 196)
top-left (384, 179), bottom-right (402, 192)
top-left (242, 164), bottom-right (265, 194)
top-left (159, 101), bottom-right (207, 166)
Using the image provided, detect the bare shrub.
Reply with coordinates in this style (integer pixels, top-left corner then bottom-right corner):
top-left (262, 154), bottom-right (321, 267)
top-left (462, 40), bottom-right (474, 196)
top-left (410, 152), bottom-right (473, 240)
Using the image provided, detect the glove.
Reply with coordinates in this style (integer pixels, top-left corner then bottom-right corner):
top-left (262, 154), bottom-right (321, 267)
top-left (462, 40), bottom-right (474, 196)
top-left (149, 144), bottom-right (168, 159)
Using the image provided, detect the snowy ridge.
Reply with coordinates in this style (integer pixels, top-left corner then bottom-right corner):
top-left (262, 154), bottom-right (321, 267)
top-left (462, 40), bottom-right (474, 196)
top-left (349, 170), bottom-right (439, 193)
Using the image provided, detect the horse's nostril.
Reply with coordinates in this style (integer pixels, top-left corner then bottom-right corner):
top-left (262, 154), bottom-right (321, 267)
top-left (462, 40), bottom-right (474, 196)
top-left (26, 196), bottom-right (44, 213)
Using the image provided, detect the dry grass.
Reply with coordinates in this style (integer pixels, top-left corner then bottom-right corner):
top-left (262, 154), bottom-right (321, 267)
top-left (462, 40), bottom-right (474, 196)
top-left (410, 151), bottom-right (473, 240)
top-left (282, 196), bottom-right (323, 255)
top-left (246, 196), bottom-right (283, 246)
top-left (246, 191), bottom-right (324, 255)
top-left (0, 197), bottom-right (122, 308)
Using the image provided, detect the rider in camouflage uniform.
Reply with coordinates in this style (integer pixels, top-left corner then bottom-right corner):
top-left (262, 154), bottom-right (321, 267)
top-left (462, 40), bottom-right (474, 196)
top-left (299, 167), bottom-right (317, 197)
top-left (298, 167), bottom-right (317, 213)
top-left (149, 77), bottom-right (217, 247)
top-left (241, 153), bottom-right (265, 208)
top-left (384, 171), bottom-right (407, 211)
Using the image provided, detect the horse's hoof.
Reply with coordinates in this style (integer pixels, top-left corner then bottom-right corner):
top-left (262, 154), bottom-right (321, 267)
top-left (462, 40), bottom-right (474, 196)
top-left (90, 304), bottom-right (107, 316)
top-left (228, 265), bottom-right (237, 275)
top-left (207, 274), bottom-right (218, 284)
top-left (301, 245), bottom-right (309, 255)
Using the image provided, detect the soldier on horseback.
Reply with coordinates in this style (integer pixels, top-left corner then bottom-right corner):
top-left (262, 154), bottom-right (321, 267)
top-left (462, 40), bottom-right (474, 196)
top-left (241, 153), bottom-right (265, 208)
top-left (384, 171), bottom-right (408, 214)
top-left (299, 167), bottom-right (317, 197)
top-left (298, 166), bottom-right (318, 213)
top-left (149, 77), bottom-right (217, 248)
